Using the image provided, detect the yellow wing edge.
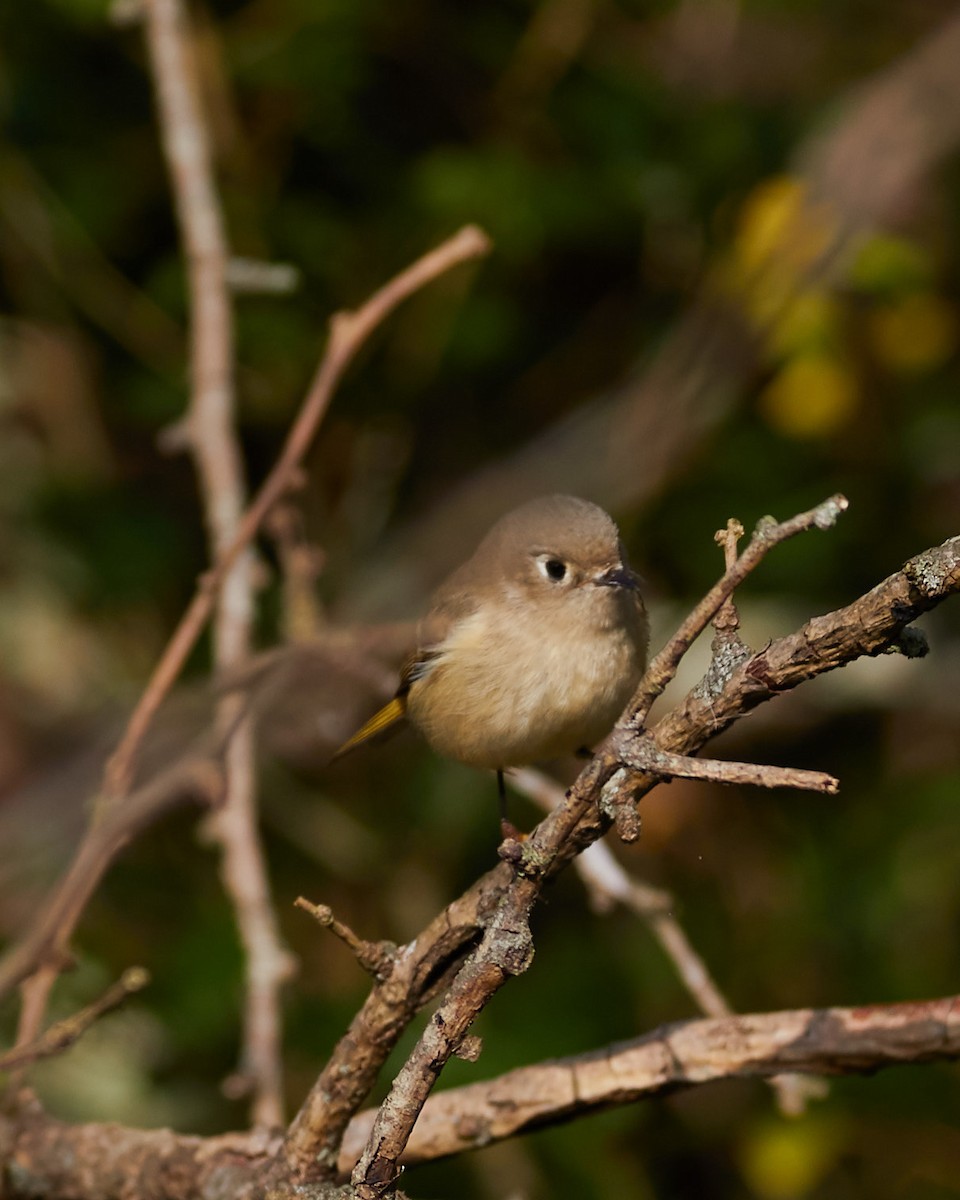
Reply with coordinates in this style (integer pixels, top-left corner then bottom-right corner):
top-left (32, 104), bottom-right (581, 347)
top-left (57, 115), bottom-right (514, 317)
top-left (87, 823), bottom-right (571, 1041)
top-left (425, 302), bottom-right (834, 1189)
top-left (332, 696), bottom-right (407, 761)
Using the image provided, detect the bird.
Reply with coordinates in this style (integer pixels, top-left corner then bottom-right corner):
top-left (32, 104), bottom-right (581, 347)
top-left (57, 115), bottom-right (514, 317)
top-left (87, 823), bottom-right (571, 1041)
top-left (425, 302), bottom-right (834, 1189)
top-left (335, 494), bottom-right (649, 827)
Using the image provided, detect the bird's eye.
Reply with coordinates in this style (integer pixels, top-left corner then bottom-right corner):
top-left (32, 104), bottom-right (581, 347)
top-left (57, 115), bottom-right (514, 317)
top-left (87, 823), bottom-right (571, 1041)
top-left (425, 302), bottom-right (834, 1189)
top-left (540, 557), bottom-right (567, 582)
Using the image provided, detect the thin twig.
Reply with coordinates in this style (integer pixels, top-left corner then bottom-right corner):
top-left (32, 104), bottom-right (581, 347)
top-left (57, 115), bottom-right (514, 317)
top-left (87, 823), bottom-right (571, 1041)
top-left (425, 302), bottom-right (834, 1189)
top-left (509, 768), bottom-right (824, 1116)
top-left (0, 756), bottom-right (224, 1002)
top-left (267, 504), bottom-right (326, 641)
top-left (712, 518), bottom-right (744, 635)
top-left (295, 898), bottom-right (397, 981)
top-left (142, 0), bottom-right (290, 1129)
top-left (619, 740), bottom-right (839, 793)
top-left (103, 223), bottom-right (491, 800)
top-left (283, 873), bottom-right (498, 1177)
top-left (1, 969), bottom-right (150, 1074)
top-left (627, 495), bottom-right (849, 729)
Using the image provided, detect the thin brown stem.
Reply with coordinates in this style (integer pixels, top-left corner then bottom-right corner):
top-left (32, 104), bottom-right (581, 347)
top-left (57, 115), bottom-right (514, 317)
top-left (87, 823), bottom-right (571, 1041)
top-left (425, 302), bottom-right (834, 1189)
top-left (142, 0), bottom-right (289, 1128)
top-left (1, 969), bottom-right (150, 1074)
top-left (0, 756), bottom-right (224, 1002)
top-left (619, 740), bottom-right (839, 793)
top-left (295, 899), bottom-right (397, 981)
top-left (103, 223), bottom-right (490, 800)
top-left (627, 494), bottom-right (848, 728)
top-left (712, 518), bottom-right (745, 635)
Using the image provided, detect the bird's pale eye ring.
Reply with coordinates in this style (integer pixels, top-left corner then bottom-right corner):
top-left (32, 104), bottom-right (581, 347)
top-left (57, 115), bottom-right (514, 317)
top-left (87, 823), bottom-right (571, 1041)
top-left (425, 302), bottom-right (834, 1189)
top-left (538, 556), bottom-right (568, 582)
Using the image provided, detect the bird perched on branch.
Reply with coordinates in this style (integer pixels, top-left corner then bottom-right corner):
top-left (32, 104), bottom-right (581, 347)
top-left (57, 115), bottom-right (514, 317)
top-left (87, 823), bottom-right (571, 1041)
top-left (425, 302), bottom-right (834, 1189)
top-left (335, 494), bottom-right (648, 826)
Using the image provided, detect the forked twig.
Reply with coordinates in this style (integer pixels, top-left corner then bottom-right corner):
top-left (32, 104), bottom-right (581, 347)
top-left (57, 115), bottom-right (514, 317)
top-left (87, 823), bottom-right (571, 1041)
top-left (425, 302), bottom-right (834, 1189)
top-left (1, 969), bottom-right (150, 1074)
top-left (509, 767), bottom-right (825, 1117)
top-left (627, 495), bottom-right (849, 728)
top-left (104, 222), bottom-right (490, 800)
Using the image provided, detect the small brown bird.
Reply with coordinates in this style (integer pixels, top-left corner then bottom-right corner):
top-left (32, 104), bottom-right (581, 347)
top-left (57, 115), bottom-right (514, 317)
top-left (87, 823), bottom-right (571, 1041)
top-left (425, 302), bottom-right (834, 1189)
top-left (336, 494), bottom-right (648, 818)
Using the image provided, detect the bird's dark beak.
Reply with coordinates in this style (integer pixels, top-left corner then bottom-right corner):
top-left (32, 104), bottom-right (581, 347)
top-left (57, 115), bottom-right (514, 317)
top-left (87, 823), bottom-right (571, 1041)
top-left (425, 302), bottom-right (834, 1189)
top-left (595, 565), bottom-right (639, 591)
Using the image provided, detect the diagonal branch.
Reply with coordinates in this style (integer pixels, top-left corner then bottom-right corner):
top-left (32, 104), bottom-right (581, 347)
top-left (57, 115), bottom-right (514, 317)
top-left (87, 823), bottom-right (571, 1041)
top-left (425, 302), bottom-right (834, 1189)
top-left (0, 968), bottom-right (150, 1074)
top-left (508, 767), bottom-right (823, 1117)
top-left (345, 526), bottom-right (959, 1193)
top-left (103, 222), bottom-right (491, 801)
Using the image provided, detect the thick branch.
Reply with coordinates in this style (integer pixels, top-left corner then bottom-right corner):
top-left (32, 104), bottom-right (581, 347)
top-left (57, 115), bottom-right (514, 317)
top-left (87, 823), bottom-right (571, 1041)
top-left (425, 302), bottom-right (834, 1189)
top-left (2, 993), bottom-right (957, 1198)
top-left (338, 994), bottom-right (960, 1172)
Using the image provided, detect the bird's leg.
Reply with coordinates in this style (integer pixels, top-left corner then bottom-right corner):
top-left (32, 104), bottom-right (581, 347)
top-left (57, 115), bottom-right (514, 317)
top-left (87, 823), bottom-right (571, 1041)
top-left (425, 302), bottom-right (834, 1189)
top-left (498, 769), bottom-right (527, 843)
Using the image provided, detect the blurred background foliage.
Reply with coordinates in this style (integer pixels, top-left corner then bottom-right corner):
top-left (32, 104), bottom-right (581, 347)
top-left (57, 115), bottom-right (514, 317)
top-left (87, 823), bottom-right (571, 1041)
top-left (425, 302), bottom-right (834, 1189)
top-left (2, 1), bottom-right (960, 1197)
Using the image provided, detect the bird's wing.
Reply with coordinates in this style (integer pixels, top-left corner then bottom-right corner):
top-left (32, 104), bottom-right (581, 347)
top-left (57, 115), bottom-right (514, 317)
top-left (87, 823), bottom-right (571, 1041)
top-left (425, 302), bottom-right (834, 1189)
top-left (332, 586), bottom-right (476, 761)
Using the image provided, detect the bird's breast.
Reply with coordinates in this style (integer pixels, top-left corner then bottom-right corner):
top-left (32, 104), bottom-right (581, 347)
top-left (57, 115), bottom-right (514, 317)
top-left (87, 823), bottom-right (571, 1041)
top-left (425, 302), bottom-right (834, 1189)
top-left (406, 597), bottom-right (647, 769)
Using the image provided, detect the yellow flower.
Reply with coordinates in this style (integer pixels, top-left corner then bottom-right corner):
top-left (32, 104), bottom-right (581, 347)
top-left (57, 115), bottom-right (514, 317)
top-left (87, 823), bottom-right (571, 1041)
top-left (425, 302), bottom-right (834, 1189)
top-left (868, 292), bottom-right (957, 373)
top-left (759, 353), bottom-right (858, 438)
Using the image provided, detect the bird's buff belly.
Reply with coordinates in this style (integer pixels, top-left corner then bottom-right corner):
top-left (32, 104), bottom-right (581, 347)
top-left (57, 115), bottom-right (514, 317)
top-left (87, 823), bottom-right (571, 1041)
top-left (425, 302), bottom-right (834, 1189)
top-left (406, 628), bottom-right (643, 770)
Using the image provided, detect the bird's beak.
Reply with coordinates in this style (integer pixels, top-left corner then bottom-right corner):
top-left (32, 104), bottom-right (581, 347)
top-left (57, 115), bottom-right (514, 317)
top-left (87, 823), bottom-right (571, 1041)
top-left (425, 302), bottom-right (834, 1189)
top-left (595, 565), bottom-right (639, 590)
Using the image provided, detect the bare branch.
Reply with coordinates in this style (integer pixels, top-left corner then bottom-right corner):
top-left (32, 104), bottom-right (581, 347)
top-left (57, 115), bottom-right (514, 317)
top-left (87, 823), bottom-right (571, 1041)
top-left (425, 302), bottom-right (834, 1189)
top-left (0, 757), bottom-right (223, 1002)
top-left (140, 0), bottom-right (289, 1128)
top-left (1, 969), bottom-right (150, 1074)
top-left (620, 739), bottom-right (839, 794)
top-left (103, 223), bottom-right (490, 800)
top-left (628, 494), bottom-right (849, 727)
top-left (338, 994), bottom-right (960, 1174)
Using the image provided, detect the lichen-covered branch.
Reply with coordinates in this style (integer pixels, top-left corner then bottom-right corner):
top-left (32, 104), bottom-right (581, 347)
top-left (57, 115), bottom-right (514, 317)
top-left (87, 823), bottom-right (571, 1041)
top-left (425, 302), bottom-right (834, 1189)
top-left (3, 992), bottom-right (958, 1198)
top-left (345, 530), bottom-right (959, 1191)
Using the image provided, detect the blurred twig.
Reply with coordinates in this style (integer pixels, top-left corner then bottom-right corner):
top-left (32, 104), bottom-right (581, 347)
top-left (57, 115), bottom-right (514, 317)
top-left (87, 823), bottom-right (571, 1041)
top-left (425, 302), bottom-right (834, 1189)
top-left (510, 767), bottom-right (824, 1117)
top-left (0, 755), bottom-right (224, 1002)
top-left (266, 503), bottom-right (326, 642)
top-left (142, 0), bottom-right (290, 1129)
top-left (1, 968), bottom-right (150, 1074)
top-left (103, 223), bottom-right (490, 801)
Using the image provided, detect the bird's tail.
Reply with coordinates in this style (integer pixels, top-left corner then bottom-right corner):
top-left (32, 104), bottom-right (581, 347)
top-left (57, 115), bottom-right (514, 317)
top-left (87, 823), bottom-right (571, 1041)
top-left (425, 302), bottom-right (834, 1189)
top-left (331, 696), bottom-right (407, 761)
